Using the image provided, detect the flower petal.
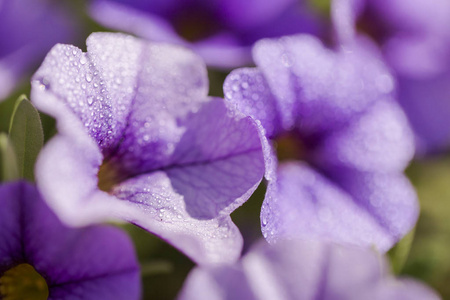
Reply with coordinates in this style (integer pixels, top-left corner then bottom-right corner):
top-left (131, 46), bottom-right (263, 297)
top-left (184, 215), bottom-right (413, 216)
top-left (166, 100), bottom-right (265, 219)
top-left (0, 0), bottom-right (76, 99)
top-left (111, 171), bottom-right (244, 265)
top-left (253, 34), bottom-right (394, 134)
top-left (31, 32), bottom-right (208, 153)
top-left (224, 68), bottom-right (283, 138)
top-left (326, 167), bottom-right (419, 250)
top-left (261, 162), bottom-right (407, 251)
top-left (34, 97), bottom-right (264, 265)
top-left (0, 181), bottom-right (140, 299)
top-left (179, 240), bottom-right (440, 300)
top-left (397, 72), bottom-right (450, 154)
top-left (108, 39), bottom-right (209, 174)
top-left (315, 99), bottom-right (414, 172)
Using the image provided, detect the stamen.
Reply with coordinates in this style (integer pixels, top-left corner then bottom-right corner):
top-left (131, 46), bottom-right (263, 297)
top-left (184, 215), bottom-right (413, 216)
top-left (0, 264), bottom-right (49, 300)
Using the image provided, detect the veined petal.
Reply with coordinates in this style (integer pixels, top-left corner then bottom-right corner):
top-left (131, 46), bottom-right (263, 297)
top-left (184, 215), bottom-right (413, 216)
top-left (31, 32), bottom-right (209, 153)
top-left (0, 181), bottom-right (140, 299)
top-left (111, 172), bottom-right (244, 265)
top-left (32, 33), bottom-right (266, 265)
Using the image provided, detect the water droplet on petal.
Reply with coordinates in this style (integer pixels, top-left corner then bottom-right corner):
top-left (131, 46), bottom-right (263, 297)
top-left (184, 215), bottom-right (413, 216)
top-left (79, 56), bottom-right (87, 65)
top-left (281, 53), bottom-right (293, 67)
top-left (85, 74), bottom-right (93, 83)
top-left (35, 78), bottom-right (50, 90)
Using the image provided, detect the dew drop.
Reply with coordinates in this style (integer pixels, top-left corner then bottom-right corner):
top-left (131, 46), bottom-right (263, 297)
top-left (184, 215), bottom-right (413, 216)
top-left (79, 56), bottom-right (87, 65)
top-left (85, 74), bottom-right (93, 83)
top-left (87, 96), bottom-right (94, 105)
top-left (281, 53), bottom-right (293, 67)
top-left (35, 79), bottom-right (50, 90)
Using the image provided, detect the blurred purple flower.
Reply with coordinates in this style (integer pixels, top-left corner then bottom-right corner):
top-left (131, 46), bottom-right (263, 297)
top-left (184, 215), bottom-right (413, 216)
top-left (178, 239), bottom-right (440, 300)
top-left (224, 34), bottom-right (418, 251)
top-left (0, 181), bottom-right (140, 299)
top-left (0, 0), bottom-right (77, 100)
top-left (88, 0), bottom-right (325, 68)
top-left (30, 32), bottom-right (267, 265)
top-left (333, 0), bottom-right (450, 154)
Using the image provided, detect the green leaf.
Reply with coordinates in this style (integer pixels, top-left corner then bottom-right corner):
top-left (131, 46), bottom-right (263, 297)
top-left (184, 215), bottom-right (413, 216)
top-left (0, 133), bottom-right (19, 181)
top-left (8, 95), bottom-right (44, 181)
top-left (388, 227), bottom-right (416, 274)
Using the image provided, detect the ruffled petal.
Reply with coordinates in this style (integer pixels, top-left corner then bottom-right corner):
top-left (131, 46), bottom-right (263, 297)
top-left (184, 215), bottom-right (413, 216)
top-left (315, 99), bottom-right (414, 172)
top-left (224, 68), bottom-right (283, 138)
top-left (179, 240), bottom-right (440, 300)
top-left (34, 78), bottom-right (265, 266)
top-left (111, 172), bottom-right (244, 265)
top-left (253, 34), bottom-right (394, 134)
top-left (261, 162), bottom-right (409, 251)
top-left (110, 40), bottom-right (209, 174)
top-left (326, 167), bottom-right (419, 250)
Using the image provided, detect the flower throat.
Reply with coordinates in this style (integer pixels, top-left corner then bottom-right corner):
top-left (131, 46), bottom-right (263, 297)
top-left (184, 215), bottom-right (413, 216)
top-left (0, 263), bottom-right (49, 300)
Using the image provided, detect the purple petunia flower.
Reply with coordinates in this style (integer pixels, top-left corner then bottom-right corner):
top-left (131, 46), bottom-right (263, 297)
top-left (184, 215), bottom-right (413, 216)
top-left (0, 0), bottom-right (77, 100)
top-left (0, 181), bottom-right (140, 299)
top-left (333, 0), bottom-right (450, 153)
top-left (178, 239), bottom-right (440, 300)
top-left (88, 0), bottom-right (325, 68)
top-left (224, 33), bottom-right (418, 251)
top-left (30, 32), bottom-right (267, 265)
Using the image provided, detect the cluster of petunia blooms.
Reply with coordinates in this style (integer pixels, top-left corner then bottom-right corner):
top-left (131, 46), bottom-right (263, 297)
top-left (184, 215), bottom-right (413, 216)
top-left (1, 0), bottom-right (449, 299)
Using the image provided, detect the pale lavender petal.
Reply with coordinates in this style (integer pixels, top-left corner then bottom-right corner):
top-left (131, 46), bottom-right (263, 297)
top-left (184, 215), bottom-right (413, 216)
top-left (31, 41), bottom-right (131, 151)
top-left (178, 266), bottom-right (256, 300)
top-left (179, 240), bottom-right (440, 300)
top-left (326, 168), bottom-right (419, 250)
top-left (31, 32), bottom-right (209, 156)
top-left (252, 35), bottom-right (394, 134)
top-left (397, 71), bottom-right (450, 154)
top-left (36, 133), bottom-right (243, 265)
top-left (34, 131), bottom-right (125, 226)
top-left (368, 0), bottom-right (450, 78)
top-left (331, 0), bottom-right (364, 44)
top-left (314, 99), bottom-right (414, 172)
top-left (34, 103), bottom-right (255, 265)
top-left (261, 162), bottom-right (395, 251)
top-left (224, 68), bottom-right (282, 138)
top-left (111, 172), bottom-right (244, 265)
top-left (0, 181), bottom-right (140, 299)
top-left (33, 32), bottom-right (266, 265)
top-left (241, 240), bottom-right (383, 300)
top-left (370, 279), bottom-right (441, 300)
top-left (109, 41), bottom-right (209, 174)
